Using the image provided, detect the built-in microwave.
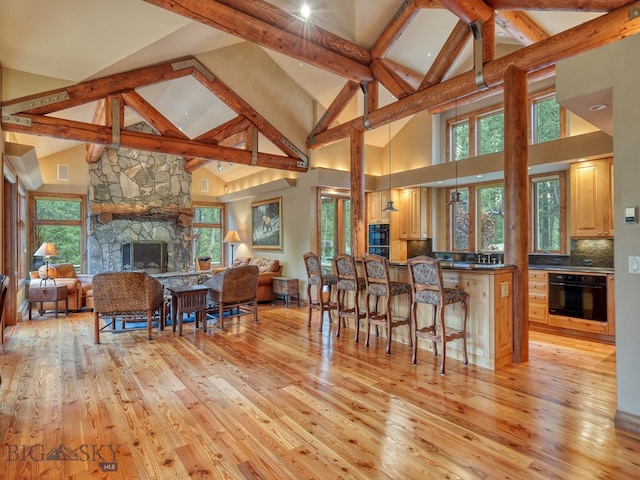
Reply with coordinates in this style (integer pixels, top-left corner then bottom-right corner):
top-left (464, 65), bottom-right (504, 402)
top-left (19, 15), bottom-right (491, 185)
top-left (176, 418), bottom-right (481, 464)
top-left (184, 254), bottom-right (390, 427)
top-left (368, 224), bottom-right (390, 246)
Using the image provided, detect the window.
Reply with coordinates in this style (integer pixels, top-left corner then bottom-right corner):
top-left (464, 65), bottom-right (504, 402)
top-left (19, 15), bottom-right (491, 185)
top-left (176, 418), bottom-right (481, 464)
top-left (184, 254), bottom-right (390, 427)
top-left (531, 173), bottom-right (565, 253)
top-left (447, 90), bottom-right (565, 162)
top-left (192, 204), bottom-right (224, 266)
top-left (319, 189), bottom-right (351, 270)
top-left (477, 184), bottom-right (505, 250)
top-left (532, 93), bottom-right (563, 144)
top-left (448, 187), bottom-right (471, 251)
top-left (31, 194), bottom-right (86, 270)
top-left (477, 110), bottom-right (504, 155)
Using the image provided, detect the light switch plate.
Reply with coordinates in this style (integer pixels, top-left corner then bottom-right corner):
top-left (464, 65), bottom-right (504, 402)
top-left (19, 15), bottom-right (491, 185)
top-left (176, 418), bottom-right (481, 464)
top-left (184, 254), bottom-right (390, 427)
top-left (629, 256), bottom-right (640, 274)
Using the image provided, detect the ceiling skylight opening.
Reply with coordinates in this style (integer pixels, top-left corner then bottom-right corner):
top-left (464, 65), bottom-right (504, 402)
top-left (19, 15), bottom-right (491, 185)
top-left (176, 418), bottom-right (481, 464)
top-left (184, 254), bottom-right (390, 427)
top-left (301, 3), bottom-right (311, 20)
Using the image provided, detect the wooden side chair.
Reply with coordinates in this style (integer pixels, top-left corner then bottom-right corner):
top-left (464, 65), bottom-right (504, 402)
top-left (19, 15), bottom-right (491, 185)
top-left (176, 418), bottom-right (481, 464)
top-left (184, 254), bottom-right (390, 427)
top-left (362, 254), bottom-right (412, 355)
top-left (303, 252), bottom-right (337, 332)
top-left (407, 255), bottom-right (469, 375)
top-left (333, 253), bottom-right (366, 343)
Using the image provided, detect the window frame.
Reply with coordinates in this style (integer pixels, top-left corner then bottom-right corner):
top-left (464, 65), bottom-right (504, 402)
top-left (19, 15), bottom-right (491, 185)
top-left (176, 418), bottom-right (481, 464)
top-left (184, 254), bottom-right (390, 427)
top-left (317, 188), bottom-right (352, 265)
top-left (529, 171), bottom-right (567, 254)
top-left (29, 192), bottom-right (87, 272)
top-left (192, 202), bottom-right (225, 267)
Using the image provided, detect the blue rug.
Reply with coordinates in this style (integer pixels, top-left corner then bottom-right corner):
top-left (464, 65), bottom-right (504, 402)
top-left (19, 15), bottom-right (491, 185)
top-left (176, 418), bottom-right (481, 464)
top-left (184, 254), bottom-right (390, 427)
top-left (103, 309), bottom-right (239, 332)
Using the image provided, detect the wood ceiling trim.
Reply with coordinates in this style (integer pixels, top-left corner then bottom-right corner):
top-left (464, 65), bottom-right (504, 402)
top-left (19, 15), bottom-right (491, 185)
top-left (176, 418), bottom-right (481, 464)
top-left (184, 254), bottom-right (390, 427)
top-left (419, 19), bottom-right (472, 90)
top-left (1, 57), bottom-right (196, 116)
top-left (309, 80), bottom-right (361, 139)
top-left (485, 0), bottom-right (634, 11)
top-left (496, 10), bottom-right (549, 45)
top-left (371, 0), bottom-right (421, 59)
top-left (194, 116), bottom-right (251, 145)
top-left (307, 0), bottom-right (640, 148)
top-left (440, 0), bottom-right (495, 23)
top-left (215, 0), bottom-right (371, 66)
top-left (142, 0), bottom-right (373, 83)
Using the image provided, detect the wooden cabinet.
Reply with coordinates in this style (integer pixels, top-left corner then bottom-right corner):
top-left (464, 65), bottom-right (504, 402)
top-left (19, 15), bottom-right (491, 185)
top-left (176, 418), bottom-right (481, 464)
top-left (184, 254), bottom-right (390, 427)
top-left (528, 270), bottom-right (548, 325)
top-left (570, 158), bottom-right (614, 237)
top-left (367, 190), bottom-right (391, 224)
top-left (398, 187), bottom-right (430, 239)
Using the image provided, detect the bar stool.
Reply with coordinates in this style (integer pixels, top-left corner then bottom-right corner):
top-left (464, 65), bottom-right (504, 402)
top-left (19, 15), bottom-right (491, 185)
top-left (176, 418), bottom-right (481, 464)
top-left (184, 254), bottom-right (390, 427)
top-left (407, 255), bottom-right (469, 375)
top-left (333, 253), bottom-right (366, 343)
top-left (362, 254), bottom-right (412, 355)
top-left (303, 252), bottom-right (337, 332)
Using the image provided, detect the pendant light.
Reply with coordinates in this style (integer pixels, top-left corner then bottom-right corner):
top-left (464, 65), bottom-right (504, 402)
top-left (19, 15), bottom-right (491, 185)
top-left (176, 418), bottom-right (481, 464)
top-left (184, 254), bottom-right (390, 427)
top-left (447, 97), bottom-right (465, 205)
top-left (382, 122), bottom-right (398, 212)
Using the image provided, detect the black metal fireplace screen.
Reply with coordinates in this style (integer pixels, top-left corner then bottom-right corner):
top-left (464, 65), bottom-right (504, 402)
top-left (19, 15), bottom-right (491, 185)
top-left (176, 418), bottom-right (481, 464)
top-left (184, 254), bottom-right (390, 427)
top-left (122, 241), bottom-right (168, 273)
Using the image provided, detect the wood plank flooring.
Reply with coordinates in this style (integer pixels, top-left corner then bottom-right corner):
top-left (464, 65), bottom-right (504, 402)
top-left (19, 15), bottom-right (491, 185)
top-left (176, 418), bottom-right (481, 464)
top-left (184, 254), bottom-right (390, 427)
top-left (1, 305), bottom-right (639, 479)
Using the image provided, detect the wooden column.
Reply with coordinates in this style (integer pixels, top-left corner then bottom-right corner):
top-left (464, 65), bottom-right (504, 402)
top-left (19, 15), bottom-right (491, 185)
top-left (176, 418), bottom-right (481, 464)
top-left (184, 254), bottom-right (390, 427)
top-left (503, 64), bottom-right (529, 362)
top-left (349, 127), bottom-right (366, 257)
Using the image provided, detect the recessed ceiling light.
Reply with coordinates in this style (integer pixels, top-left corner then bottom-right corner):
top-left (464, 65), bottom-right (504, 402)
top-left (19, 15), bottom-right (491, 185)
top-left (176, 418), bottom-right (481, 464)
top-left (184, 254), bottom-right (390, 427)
top-left (589, 103), bottom-right (608, 111)
top-left (476, 175), bottom-right (483, 178)
top-left (301, 4), bottom-right (311, 19)
top-left (578, 157), bottom-right (587, 162)
top-left (426, 52), bottom-right (432, 58)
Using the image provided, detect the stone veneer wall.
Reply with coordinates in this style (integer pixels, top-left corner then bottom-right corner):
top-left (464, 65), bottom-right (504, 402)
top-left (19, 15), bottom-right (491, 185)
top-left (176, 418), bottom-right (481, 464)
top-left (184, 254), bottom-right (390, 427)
top-left (87, 125), bottom-right (194, 274)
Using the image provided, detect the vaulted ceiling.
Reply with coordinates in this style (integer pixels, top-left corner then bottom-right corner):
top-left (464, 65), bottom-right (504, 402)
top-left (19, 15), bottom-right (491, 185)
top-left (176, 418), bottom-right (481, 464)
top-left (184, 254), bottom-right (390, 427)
top-left (1, 0), bottom-right (638, 184)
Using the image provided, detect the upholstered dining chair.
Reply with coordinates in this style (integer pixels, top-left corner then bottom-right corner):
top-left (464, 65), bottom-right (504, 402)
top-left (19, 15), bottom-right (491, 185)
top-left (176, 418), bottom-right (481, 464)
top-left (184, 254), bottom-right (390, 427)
top-left (362, 254), bottom-right (412, 355)
top-left (407, 255), bottom-right (469, 375)
top-left (303, 252), bottom-right (337, 332)
top-left (333, 253), bottom-right (366, 342)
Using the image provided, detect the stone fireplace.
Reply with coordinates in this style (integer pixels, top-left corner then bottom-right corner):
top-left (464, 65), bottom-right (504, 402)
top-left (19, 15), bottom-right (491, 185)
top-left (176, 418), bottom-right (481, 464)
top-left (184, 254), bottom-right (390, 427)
top-left (87, 124), bottom-right (194, 274)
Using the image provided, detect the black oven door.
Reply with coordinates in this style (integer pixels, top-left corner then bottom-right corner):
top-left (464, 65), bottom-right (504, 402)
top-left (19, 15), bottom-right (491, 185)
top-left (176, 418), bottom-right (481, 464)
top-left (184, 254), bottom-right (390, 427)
top-left (548, 273), bottom-right (607, 322)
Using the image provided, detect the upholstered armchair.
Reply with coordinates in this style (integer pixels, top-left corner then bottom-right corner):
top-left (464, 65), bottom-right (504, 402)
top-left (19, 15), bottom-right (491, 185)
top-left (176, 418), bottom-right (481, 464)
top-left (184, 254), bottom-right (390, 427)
top-left (29, 263), bottom-right (93, 311)
top-left (203, 265), bottom-right (259, 329)
top-left (92, 271), bottom-right (165, 343)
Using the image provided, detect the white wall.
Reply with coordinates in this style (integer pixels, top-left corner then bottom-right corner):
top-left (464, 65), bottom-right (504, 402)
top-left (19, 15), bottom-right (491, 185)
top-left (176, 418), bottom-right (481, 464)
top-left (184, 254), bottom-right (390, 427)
top-left (557, 33), bottom-right (640, 424)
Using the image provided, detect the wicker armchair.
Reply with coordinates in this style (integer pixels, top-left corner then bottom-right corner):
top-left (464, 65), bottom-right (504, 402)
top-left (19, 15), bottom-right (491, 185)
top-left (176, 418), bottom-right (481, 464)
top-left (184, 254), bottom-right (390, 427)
top-left (92, 272), bottom-right (165, 343)
top-left (203, 265), bottom-right (260, 329)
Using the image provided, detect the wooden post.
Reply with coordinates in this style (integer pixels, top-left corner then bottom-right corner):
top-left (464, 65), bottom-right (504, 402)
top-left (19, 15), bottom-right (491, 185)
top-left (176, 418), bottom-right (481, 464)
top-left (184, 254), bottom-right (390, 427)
top-left (503, 64), bottom-right (529, 362)
top-left (350, 127), bottom-right (366, 257)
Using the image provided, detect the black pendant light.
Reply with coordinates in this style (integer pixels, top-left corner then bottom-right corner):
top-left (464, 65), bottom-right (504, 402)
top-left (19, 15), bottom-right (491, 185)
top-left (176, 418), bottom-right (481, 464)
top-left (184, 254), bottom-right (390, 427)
top-left (447, 97), bottom-right (466, 205)
top-left (382, 122), bottom-right (398, 212)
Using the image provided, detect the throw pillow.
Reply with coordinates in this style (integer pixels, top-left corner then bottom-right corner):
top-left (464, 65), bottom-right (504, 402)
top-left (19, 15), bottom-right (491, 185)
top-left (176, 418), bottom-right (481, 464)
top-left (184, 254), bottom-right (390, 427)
top-left (38, 265), bottom-right (58, 278)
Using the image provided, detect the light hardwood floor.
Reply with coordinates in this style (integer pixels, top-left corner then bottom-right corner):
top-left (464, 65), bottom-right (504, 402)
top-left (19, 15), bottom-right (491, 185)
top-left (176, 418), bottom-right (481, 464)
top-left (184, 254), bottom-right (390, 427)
top-left (1, 305), bottom-right (639, 479)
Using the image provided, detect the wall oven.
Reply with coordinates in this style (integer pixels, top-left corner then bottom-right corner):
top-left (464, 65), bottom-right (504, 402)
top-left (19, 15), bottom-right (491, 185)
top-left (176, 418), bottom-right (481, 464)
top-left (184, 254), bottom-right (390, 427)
top-left (368, 224), bottom-right (390, 259)
top-left (548, 273), bottom-right (607, 322)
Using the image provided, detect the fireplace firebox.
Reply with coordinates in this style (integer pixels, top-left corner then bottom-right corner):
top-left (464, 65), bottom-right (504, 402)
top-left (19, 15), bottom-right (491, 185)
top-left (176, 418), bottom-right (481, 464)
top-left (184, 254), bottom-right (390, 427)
top-left (122, 241), bottom-right (168, 273)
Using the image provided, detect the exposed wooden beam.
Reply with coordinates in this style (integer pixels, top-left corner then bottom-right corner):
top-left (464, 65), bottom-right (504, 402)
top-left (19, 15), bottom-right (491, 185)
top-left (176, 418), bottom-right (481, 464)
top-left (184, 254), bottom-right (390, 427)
top-left (350, 127), bottom-right (366, 257)
top-left (1, 57), bottom-right (195, 116)
top-left (308, 1), bottom-right (640, 148)
top-left (381, 58), bottom-right (423, 91)
top-left (309, 81), bottom-right (361, 139)
top-left (496, 10), bottom-right (549, 45)
top-left (3, 114), bottom-right (307, 173)
top-left (371, 59), bottom-right (414, 100)
top-left (121, 90), bottom-right (185, 139)
top-left (371, 0), bottom-right (421, 59)
top-left (143, 0), bottom-right (373, 83)
top-left (419, 20), bottom-right (472, 90)
top-left (86, 98), bottom-right (107, 163)
top-left (440, 0), bottom-right (495, 23)
top-left (485, 0), bottom-right (633, 11)
top-left (193, 116), bottom-right (251, 145)
top-left (215, 0), bottom-right (371, 66)
top-left (190, 66), bottom-right (307, 164)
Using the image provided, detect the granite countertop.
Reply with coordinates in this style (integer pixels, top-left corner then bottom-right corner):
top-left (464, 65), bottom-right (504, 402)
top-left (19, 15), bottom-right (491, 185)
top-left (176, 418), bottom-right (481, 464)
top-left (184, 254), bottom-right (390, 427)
top-left (528, 264), bottom-right (614, 274)
top-left (389, 260), bottom-right (515, 271)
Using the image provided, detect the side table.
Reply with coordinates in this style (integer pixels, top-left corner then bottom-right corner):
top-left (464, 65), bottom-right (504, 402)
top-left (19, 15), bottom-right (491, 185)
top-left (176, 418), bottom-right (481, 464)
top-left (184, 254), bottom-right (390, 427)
top-left (29, 285), bottom-right (68, 319)
top-left (167, 285), bottom-right (209, 336)
top-left (272, 277), bottom-right (299, 308)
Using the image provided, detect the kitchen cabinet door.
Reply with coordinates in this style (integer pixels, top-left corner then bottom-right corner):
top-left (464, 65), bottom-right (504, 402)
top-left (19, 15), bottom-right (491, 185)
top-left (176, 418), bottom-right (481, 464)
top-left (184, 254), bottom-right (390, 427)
top-left (570, 158), bottom-right (613, 238)
top-left (528, 270), bottom-right (548, 325)
top-left (367, 190), bottom-right (390, 224)
top-left (398, 187), bottom-right (430, 239)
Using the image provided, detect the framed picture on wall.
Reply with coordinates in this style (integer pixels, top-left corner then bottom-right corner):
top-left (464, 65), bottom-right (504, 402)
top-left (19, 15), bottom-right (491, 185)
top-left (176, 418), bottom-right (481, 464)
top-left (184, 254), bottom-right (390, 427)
top-left (251, 197), bottom-right (282, 250)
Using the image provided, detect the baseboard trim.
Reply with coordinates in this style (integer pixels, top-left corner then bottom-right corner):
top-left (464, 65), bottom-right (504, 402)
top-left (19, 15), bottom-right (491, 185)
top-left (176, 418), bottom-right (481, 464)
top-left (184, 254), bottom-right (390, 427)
top-left (614, 410), bottom-right (640, 436)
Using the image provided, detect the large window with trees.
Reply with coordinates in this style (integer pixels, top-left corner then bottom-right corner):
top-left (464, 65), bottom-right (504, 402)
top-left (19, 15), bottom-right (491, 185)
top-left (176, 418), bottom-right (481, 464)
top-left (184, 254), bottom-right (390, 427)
top-left (447, 89), bottom-right (564, 162)
top-left (192, 203), bottom-right (224, 267)
top-left (531, 173), bottom-right (565, 253)
top-left (31, 194), bottom-right (86, 271)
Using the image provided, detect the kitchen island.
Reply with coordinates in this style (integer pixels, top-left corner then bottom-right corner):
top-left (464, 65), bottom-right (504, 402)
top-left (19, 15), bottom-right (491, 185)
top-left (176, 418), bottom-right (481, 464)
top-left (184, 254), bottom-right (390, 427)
top-left (373, 261), bottom-right (516, 370)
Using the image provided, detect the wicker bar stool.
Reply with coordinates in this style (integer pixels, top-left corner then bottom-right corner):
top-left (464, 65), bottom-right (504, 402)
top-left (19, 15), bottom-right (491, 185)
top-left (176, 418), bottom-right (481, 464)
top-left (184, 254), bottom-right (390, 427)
top-left (407, 255), bottom-right (469, 375)
top-left (362, 254), bottom-right (412, 355)
top-left (303, 252), bottom-right (337, 332)
top-left (333, 253), bottom-right (366, 343)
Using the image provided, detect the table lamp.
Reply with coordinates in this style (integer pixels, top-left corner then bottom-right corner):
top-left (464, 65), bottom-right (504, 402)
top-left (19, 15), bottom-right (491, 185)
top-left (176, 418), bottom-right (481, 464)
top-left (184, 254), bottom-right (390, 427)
top-left (223, 230), bottom-right (240, 266)
top-left (34, 242), bottom-right (58, 286)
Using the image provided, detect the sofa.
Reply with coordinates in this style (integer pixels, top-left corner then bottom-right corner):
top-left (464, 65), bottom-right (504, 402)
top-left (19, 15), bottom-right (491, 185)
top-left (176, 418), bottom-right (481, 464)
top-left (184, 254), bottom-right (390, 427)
top-left (231, 257), bottom-right (283, 303)
top-left (29, 263), bottom-right (94, 311)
